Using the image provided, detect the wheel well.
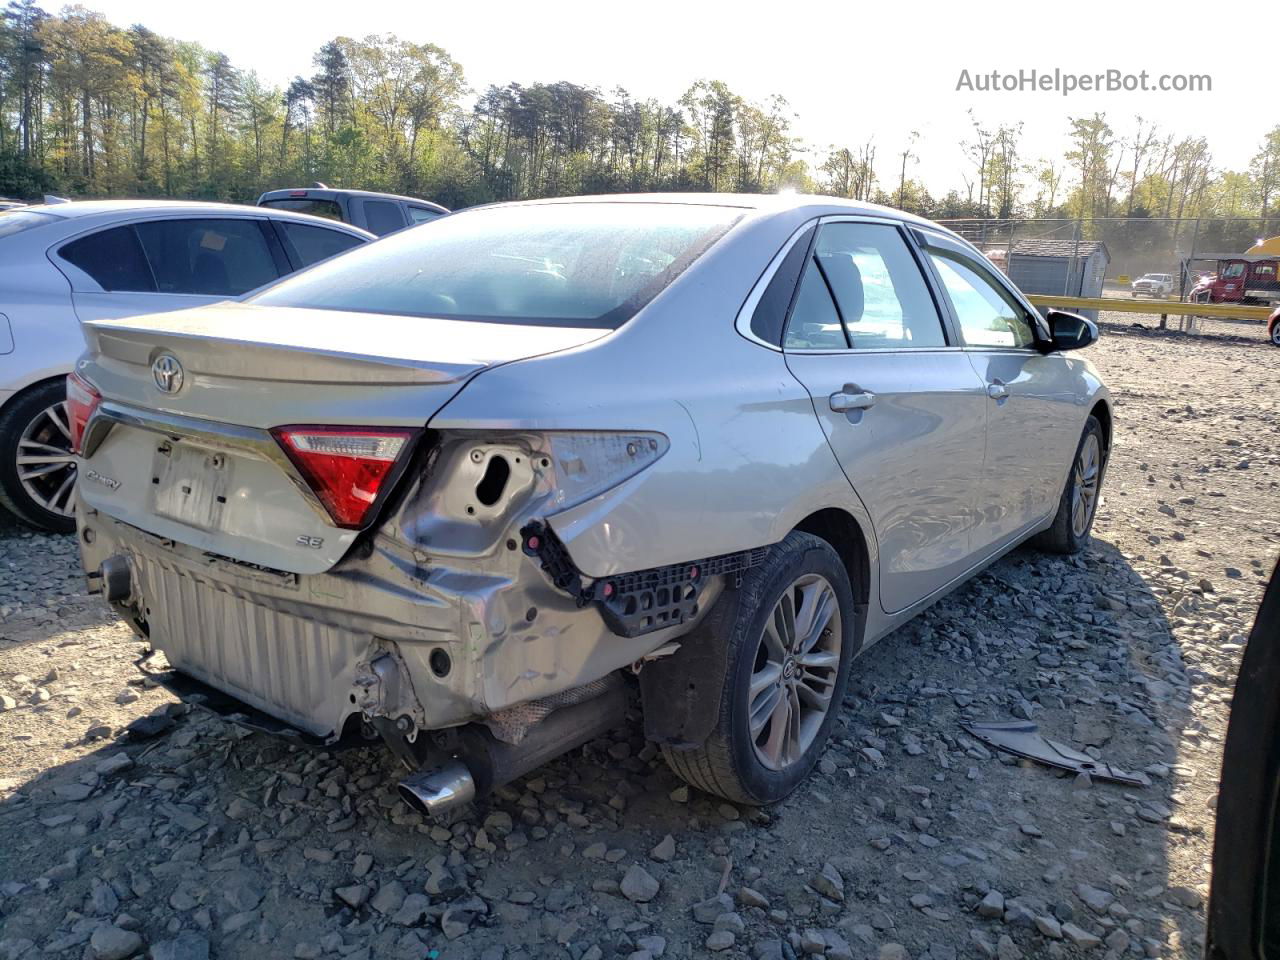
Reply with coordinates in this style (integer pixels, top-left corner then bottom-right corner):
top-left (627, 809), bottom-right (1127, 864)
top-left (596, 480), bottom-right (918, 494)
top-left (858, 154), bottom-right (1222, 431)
top-left (793, 508), bottom-right (870, 609)
top-left (1089, 399), bottom-right (1113, 456)
top-left (0, 375), bottom-right (67, 418)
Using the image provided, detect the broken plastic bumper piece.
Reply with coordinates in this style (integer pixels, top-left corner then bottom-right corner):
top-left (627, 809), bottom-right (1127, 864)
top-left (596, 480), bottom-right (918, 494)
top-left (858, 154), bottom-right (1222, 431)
top-left (963, 720), bottom-right (1147, 787)
top-left (520, 520), bottom-right (767, 638)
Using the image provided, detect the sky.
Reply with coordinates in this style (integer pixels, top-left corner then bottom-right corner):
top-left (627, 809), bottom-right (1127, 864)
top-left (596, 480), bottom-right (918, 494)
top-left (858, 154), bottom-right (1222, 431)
top-left (80, 0), bottom-right (1257, 195)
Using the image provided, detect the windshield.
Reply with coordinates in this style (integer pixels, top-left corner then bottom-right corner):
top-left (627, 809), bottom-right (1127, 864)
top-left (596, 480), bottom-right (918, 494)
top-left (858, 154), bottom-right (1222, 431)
top-left (251, 202), bottom-right (742, 328)
top-left (0, 209), bottom-right (58, 240)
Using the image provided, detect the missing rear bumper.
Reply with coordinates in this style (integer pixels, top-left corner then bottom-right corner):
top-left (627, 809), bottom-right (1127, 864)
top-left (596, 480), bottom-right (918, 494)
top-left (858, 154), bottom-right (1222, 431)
top-left (137, 655), bottom-right (372, 748)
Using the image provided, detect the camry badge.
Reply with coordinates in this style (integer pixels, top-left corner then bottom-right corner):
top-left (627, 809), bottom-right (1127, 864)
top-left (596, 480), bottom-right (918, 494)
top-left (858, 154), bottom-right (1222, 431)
top-left (84, 469), bottom-right (120, 490)
top-left (152, 353), bottom-right (184, 394)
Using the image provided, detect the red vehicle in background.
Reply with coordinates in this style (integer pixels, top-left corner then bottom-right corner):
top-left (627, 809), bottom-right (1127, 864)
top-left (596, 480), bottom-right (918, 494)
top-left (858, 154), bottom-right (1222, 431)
top-left (1190, 256), bottom-right (1280, 306)
top-left (1193, 261), bottom-right (1280, 345)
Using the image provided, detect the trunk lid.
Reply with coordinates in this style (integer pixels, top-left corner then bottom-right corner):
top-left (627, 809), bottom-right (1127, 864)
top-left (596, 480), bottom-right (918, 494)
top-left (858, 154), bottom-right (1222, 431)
top-left (77, 301), bottom-right (607, 574)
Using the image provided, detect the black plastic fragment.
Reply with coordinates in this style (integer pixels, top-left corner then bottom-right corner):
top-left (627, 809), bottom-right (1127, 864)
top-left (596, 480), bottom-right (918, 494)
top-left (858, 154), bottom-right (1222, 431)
top-left (521, 520), bottom-right (769, 638)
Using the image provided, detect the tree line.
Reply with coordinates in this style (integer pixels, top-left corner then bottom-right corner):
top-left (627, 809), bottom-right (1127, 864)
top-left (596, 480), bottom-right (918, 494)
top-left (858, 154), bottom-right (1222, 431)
top-left (3, 0), bottom-right (1280, 236)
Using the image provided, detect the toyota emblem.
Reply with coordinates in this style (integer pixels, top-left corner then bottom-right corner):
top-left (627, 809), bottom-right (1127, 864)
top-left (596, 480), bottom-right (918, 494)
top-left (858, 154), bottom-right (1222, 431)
top-left (151, 353), bottom-right (184, 394)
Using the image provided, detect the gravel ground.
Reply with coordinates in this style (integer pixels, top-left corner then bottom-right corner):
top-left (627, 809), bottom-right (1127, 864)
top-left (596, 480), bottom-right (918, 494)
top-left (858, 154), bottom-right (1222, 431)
top-left (0, 323), bottom-right (1277, 960)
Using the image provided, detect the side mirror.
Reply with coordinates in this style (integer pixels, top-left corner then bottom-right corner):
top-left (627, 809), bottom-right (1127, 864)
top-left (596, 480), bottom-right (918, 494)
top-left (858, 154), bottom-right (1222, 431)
top-left (1044, 309), bottom-right (1099, 351)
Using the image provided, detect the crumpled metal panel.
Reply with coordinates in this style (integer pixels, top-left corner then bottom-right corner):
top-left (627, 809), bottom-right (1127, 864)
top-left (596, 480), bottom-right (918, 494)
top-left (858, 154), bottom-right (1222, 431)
top-left (134, 552), bottom-right (370, 737)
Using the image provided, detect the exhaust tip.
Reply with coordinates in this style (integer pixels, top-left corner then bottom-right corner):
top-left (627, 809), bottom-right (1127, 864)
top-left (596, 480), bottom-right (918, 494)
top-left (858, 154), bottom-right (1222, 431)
top-left (100, 555), bottom-right (132, 603)
top-left (398, 760), bottom-right (476, 817)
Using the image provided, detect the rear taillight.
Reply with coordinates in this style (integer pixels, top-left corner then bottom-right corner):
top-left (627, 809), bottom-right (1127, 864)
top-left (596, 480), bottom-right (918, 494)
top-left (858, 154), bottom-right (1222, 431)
top-left (272, 426), bottom-right (415, 528)
top-left (66, 371), bottom-right (101, 454)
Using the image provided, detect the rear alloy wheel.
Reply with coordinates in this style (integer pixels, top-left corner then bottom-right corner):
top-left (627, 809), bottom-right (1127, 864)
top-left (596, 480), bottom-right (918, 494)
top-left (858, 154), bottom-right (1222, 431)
top-left (662, 531), bottom-right (856, 805)
top-left (0, 380), bottom-right (78, 532)
top-left (748, 573), bottom-right (843, 771)
top-left (1270, 323), bottom-right (1280, 347)
top-left (1034, 414), bottom-right (1105, 555)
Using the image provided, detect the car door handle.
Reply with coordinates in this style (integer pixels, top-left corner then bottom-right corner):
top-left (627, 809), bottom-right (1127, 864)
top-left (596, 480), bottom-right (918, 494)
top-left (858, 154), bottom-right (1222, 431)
top-left (829, 389), bottom-right (877, 412)
top-left (986, 381), bottom-right (1008, 400)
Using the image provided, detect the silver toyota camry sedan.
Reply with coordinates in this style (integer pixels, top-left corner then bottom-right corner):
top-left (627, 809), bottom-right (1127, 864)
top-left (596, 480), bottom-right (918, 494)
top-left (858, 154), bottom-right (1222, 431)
top-left (73, 194), bottom-right (1110, 812)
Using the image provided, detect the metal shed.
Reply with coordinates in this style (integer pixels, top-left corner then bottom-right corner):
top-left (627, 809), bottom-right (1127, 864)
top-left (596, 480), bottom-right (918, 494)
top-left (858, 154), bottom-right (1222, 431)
top-left (1007, 238), bottom-right (1110, 319)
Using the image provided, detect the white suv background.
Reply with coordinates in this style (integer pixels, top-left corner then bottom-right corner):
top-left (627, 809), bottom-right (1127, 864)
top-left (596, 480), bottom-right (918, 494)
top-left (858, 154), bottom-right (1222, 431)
top-left (1131, 272), bottom-right (1174, 297)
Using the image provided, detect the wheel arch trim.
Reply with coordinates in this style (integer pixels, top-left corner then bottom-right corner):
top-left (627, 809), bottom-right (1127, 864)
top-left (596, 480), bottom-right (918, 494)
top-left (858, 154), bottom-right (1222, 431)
top-left (791, 507), bottom-right (872, 654)
top-left (0, 370), bottom-right (72, 418)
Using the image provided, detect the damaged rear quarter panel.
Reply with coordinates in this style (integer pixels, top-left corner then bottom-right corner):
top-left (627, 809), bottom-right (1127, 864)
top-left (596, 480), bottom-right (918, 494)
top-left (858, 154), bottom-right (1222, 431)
top-left (381, 432), bottom-right (726, 715)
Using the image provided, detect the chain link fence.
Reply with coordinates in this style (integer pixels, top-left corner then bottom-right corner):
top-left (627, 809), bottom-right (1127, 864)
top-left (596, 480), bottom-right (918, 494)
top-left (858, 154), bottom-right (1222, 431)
top-left (937, 217), bottom-right (1280, 341)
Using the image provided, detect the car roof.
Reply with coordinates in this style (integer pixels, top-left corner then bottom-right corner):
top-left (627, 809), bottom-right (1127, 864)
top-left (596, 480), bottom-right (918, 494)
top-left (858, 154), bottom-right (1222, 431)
top-left (259, 188), bottom-right (449, 212)
top-left (479, 191), bottom-right (947, 231)
top-left (11, 199), bottom-right (375, 236)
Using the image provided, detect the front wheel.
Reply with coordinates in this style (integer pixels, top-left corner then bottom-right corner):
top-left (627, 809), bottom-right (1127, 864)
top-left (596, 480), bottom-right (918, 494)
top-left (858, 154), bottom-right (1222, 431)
top-left (1269, 323), bottom-right (1280, 347)
top-left (1034, 415), bottom-right (1105, 554)
top-left (661, 531), bottom-right (857, 805)
top-left (0, 380), bottom-right (78, 532)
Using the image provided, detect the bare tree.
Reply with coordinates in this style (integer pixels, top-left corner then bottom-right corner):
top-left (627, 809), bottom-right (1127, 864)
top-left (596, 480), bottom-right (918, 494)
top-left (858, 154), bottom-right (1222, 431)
top-left (897, 130), bottom-right (918, 210)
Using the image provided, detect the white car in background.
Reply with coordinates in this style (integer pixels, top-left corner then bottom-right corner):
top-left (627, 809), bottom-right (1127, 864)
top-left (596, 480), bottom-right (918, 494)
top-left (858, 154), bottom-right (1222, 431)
top-left (1131, 272), bottom-right (1174, 298)
top-left (0, 201), bottom-right (373, 531)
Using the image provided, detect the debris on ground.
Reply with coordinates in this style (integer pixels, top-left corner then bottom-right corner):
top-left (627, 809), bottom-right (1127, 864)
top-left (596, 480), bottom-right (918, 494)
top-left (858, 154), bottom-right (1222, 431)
top-left (962, 720), bottom-right (1147, 786)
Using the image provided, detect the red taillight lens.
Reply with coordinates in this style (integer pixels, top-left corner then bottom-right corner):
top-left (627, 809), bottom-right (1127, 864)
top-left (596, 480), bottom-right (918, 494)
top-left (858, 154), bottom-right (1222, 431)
top-left (272, 426), bottom-right (415, 529)
top-left (66, 371), bottom-right (101, 454)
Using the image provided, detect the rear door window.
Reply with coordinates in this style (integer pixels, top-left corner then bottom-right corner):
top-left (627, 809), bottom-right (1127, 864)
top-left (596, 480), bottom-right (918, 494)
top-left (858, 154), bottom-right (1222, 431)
top-left (260, 198), bottom-right (344, 222)
top-left (815, 223), bottom-right (947, 348)
top-left (782, 222), bottom-right (947, 350)
top-left (362, 199), bottom-right (407, 235)
top-left (276, 221), bottom-right (366, 268)
top-left (407, 206), bottom-right (442, 225)
top-left (785, 259), bottom-right (846, 349)
top-left (59, 226), bottom-right (156, 292)
top-left (133, 218), bottom-right (281, 296)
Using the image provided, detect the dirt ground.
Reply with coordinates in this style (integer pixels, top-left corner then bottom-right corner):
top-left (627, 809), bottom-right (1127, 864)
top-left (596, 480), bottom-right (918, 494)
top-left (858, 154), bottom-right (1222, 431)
top-left (0, 321), bottom-right (1277, 960)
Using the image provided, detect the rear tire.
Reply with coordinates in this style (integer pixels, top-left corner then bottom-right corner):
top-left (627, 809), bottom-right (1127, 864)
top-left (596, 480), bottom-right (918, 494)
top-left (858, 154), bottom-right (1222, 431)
top-left (0, 380), bottom-right (78, 533)
top-left (1269, 323), bottom-right (1280, 347)
top-left (1034, 415), bottom-right (1105, 555)
top-left (661, 531), bottom-right (857, 805)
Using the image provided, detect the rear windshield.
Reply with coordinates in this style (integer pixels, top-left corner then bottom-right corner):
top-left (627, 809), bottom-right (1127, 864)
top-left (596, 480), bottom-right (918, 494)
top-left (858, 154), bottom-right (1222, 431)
top-left (260, 198), bottom-right (344, 222)
top-left (251, 202), bottom-right (741, 328)
top-left (0, 209), bottom-right (58, 240)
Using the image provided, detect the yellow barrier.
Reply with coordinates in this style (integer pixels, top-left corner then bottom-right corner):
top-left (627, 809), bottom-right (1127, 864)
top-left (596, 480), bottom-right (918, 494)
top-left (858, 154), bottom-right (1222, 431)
top-left (1025, 295), bottom-right (1273, 322)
